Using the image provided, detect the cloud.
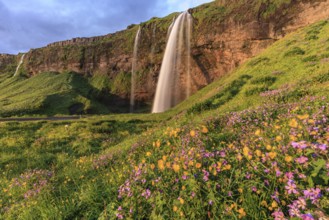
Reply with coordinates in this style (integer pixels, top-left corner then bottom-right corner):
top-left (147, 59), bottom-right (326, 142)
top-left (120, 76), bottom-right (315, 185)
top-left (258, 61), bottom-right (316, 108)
top-left (0, 0), bottom-right (213, 54)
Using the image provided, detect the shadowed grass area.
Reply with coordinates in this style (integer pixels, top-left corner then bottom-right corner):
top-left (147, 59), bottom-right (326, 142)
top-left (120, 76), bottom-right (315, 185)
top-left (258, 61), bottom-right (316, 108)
top-left (0, 72), bottom-right (128, 117)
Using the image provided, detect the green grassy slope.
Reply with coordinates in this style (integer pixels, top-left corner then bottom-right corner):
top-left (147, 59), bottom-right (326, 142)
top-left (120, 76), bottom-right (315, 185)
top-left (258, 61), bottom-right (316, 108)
top-left (0, 72), bottom-right (119, 117)
top-left (0, 20), bottom-right (329, 219)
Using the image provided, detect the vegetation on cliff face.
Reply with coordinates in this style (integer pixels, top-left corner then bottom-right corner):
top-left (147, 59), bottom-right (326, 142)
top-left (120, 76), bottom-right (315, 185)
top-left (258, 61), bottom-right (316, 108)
top-left (0, 19), bottom-right (328, 219)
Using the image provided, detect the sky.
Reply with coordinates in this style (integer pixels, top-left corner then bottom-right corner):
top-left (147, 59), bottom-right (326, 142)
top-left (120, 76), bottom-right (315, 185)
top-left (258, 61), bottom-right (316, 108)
top-left (0, 0), bottom-right (213, 54)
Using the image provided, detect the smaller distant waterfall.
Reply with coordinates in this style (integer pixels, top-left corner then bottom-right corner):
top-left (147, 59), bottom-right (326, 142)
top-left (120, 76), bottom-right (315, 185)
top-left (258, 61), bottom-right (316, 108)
top-left (152, 11), bottom-right (192, 113)
top-left (13, 54), bottom-right (25, 77)
top-left (130, 27), bottom-right (141, 113)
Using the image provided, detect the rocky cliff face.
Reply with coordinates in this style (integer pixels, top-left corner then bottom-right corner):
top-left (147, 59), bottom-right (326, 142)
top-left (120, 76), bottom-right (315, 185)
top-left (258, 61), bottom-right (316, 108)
top-left (2, 0), bottom-right (329, 110)
top-left (0, 54), bottom-right (16, 74)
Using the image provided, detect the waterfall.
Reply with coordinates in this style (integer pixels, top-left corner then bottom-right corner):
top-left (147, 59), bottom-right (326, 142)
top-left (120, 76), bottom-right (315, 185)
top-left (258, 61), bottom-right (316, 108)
top-left (13, 53), bottom-right (25, 77)
top-left (167, 17), bottom-right (176, 39)
top-left (152, 11), bottom-right (192, 113)
top-left (130, 26), bottom-right (141, 113)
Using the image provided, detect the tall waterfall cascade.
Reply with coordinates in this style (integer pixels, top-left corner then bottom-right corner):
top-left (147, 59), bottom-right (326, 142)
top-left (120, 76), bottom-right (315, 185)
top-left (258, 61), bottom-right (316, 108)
top-left (152, 11), bottom-right (192, 113)
top-left (167, 17), bottom-right (176, 39)
top-left (130, 27), bottom-right (141, 113)
top-left (13, 54), bottom-right (25, 77)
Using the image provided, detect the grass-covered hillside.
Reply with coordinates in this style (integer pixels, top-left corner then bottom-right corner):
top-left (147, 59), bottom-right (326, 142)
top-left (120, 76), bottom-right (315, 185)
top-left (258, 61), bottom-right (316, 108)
top-left (0, 71), bottom-right (135, 117)
top-left (0, 20), bottom-right (329, 219)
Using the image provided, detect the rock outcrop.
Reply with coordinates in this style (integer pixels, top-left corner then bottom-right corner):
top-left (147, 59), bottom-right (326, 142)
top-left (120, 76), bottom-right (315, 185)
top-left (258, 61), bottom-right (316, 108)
top-left (0, 54), bottom-right (16, 74)
top-left (2, 0), bottom-right (329, 110)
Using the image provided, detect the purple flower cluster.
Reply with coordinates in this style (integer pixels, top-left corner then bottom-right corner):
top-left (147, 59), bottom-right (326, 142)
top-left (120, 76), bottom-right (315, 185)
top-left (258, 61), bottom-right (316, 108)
top-left (287, 188), bottom-right (322, 218)
top-left (285, 180), bottom-right (298, 195)
top-left (92, 153), bottom-right (113, 169)
top-left (118, 180), bottom-right (132, 199)
top-left (9, 169), bottom-right (53, 200)
top-left (272, 209), bottom-right (286, 220)
top-left (291, 141), bottom-right (308, 149)
top-left (303, 188), bottom-right (321, 204)
top-left (260, 88), bottom-right (286, 97)
top-left (295, 156), bottom-right (308, 164)
top-left (202, 170), bottom-right (210, 182)
top-left (141, 189), bottom-right (151, 199)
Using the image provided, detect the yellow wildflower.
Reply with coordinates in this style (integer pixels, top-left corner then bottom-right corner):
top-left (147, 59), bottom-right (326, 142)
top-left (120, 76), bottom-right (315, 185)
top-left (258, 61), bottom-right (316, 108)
top-left (179, 198), bottom-right (185, 204)
top-left (238, 208), bottom-right (246, 218)
top-left (201, 126), bottom-right (208, 133)
top-left (285, 156), bottom-right (293, 163)
top-left (158, 160), bottom-right (165, 170)
top-left (173, 206), bottom-right (178, 212)
top-left (182, 186), bottom-right (186, 190)
top-left (150, 164), bottom-right (155, 170)
top-left (261, 201), bottom-right (268, 207)
top-left (310, 131), bottom-right (317, 136)
top-left (195, 163), bottom-right (202, 169)
top-left (243, 146), bottom-right (250, 156)
top-left (289, 119), bottom-right (298, 128)
top-left (255, 150), bottom-right (262, 157)
top-left (271, 201), bottom-right (278, 208)
top-left (243, 147), bottom-right (252, 159)
top-left (290, 135), bottom-right (297, 141)
top-left (190, 130), bottom-right (196, 137)
top-left (308, 119), bottom-right (315, 124)
top-left (297, 114), bottom-right (309, 120)
top-left (146, 152), bottom-right (152, 157)
top-left (255, 129), bottom-right (261, 136)
top-left (266, 145), bottom-right (272, 151)
top-left (224, 164), bottom-right (231, 170)
top-left (237, 154), bottom-right (243, 161)
top-left (155, 140), bottom-right (161, 148)
top-left (166, 162), bottom-right (171, 168)
top-left (238, 188), bottom-right (243, 193)
top-left (276, 136), bottom-right (282, 141)
top-left (188, 161), bottom-right (194, 167)
top-left (173, 164), bottom-right (180, 173)
top-left (268, 152), bottom-right (277, 159)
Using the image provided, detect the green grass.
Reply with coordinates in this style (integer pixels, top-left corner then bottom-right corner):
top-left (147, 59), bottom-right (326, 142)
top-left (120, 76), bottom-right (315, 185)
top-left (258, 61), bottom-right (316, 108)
top-left (0, 71), bottom-right (135, 117)
top-left (0, 16), bottom-right (329, 220)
